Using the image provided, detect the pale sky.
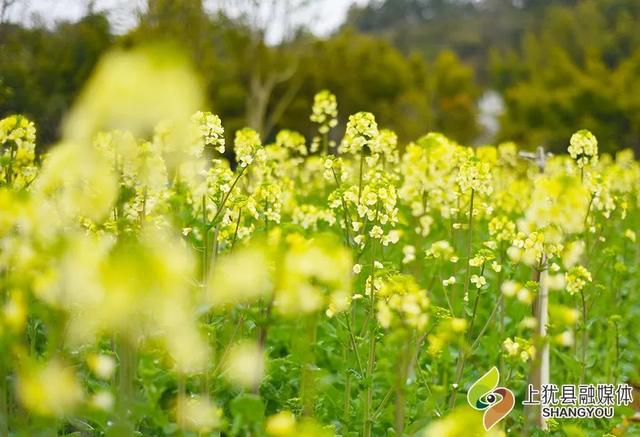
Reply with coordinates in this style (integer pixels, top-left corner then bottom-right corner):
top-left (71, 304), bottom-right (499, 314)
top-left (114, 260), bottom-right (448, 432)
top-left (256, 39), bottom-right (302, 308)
top-left (7, 0), bottom-right (370, 41)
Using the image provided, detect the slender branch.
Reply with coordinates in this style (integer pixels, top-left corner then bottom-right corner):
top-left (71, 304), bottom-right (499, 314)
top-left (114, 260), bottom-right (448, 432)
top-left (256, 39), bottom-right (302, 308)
top-left (448, 189), bottom-right (475, 409)
top-left (579, 289), bottom-right (588, 385)
top-left (470, 295), bottom-right (504, 352)
top-left (210, 164), bottom-right (248, 225)
top-left (372, 388), bottom-right (393, 420)
top-left (342, 314), bottom-right (364, 375)
top-left (231, 207), bottom-right (243, 249)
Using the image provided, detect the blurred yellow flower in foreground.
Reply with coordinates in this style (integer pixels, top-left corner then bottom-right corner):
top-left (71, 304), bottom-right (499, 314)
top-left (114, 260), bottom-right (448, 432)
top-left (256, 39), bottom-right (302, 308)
top-left (209, 234), bottom-right (351, 317)
top-left (208, 245), bottom-right (272, 307)
top-left (266, 411), bottom-right (297, 437)
top-left (87, 353), bottom-right (116, 380)
top-left (177, 395), bottom-right (223, 433)
top-left (17, 360), bottom-right (83, 417)
top-left (63, 44), bottom-right (203, 146)
top-left (421, 407), bottom-right (504, 436)
top-left (2, 289), bottom-right (26, 332)
top-left (223, 341), bottom-right (265, 389)
top-left (266, 411), bottom-right (334, 437)
top-left (33, 141), bottom-right (118, 223)
top-left (275, 234), bottom-right (352, 316)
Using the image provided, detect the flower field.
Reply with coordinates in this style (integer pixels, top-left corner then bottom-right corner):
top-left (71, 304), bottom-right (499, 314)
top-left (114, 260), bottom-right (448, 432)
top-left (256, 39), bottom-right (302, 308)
top-left (1, 47), bottom-right (640, 436)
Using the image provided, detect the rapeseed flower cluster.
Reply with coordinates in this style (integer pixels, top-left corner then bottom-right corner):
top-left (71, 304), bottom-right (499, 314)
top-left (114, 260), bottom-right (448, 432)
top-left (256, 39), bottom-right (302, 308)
top-left (565, 265), bottom-right (593, 295)
top-left (568, 129), bottom-right (598, 168)
top-left (376, 274), bottom-right (430, 331)
top-left (310, 90), bottom-right (338, 134)
top-left (0, 115), bottom-right (37, 188)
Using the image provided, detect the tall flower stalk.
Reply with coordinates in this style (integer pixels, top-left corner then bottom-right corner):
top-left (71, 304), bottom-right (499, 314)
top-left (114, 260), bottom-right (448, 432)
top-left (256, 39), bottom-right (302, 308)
top-left (448, 154), bottom-right (492, 408)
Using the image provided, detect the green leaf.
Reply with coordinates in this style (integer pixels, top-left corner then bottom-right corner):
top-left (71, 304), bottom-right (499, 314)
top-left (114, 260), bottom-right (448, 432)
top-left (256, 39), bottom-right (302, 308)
top-left (230, 393), bottom-right (265, 425)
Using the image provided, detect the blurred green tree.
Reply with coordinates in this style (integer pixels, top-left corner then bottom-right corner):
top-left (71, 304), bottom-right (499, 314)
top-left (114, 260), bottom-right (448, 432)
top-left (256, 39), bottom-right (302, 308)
top-left (492, 0), bottom-right (640, 154)
top-left (0, 13), bottom-right (112, 147)
top-left (1, 0), bottom-right (480, 149)
top-left (128, 3), bottom-right (480, 145)
top-left (268, 30), bottom-right (479, 144)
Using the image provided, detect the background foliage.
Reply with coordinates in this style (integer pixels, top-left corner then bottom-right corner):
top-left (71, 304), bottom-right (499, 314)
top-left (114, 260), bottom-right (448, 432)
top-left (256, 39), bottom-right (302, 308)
top-left (3, 0), bottom-right (640, 154)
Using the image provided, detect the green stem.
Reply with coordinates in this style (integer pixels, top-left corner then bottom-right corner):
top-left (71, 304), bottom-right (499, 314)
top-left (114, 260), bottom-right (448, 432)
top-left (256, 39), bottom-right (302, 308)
top-left (343, 314), bottom-right (363, 374)
top-left (372, 389), bottom-right (393, 420)
top-left (257, 298), bottom-right (273, 367)
top-left (211, 314), bottom-right (244, 378)
top-left (418, 368), bottom-right (443, 417)
top-left (177, 375), bottom-right (186, 429)
top-left (497, 247), bottom-right (505, 374)
top-left (5, 142), bottom-right (15, 186)
top-left (439, 273), bottom-right (455, 316)
top-left (614, 322), bottom-right (620, 385)
top-left (394, 340), bottom-right (411, 435)
top-left (470, 295), bottom-right (503, 352)
top-left (462, 189), bottom-right (475, 304)
top-left (230, 207), bottom-right (242, 249)
top-left (301, 314), bottom-right (319, 417)
top-left (0, 346), bottom-right (8, 437)
top-left (139, 187), bottom-right (147, 225)
top-left (343, 346), bottom-right (352, 425)
top-left (210, 164), bottom-right (247, 225)
top-left (322, 131), bottom-right (329, 156)
top-left (202, 195), bottom-right (209, 286)
top-left (331, 168), bottom-right (354, 245)
top-left (363, 331), bottom-right (377, 437)
top-left (467, 264), bottom-right (484, 340)
top-left (579, 289), bottom-right (588, 385)
top-left (448, 189), bottom-right (475, 409)
top-left (357, 152), bottom-right (365, 202)
top-left (113, 338), bottom-right (136, 436)
top-left (200, 195), bottom-right (210, 394)
top-left (363, 232), bottom-right (378, 437)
